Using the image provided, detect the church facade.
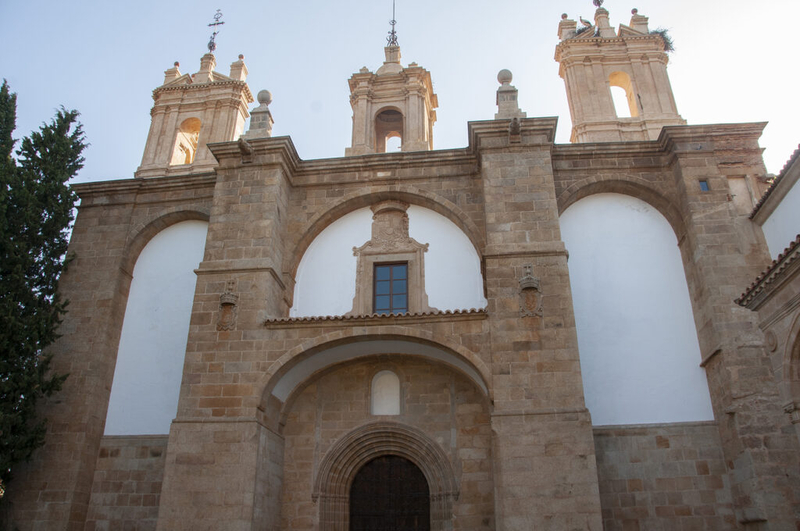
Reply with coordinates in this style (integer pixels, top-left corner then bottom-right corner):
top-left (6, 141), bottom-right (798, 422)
top-left (4, 5), bottom-right (800, 531)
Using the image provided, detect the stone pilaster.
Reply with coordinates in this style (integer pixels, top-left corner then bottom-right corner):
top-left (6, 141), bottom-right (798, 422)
top-left (155, 138), bottom-right (294, 530)
top-left (471, 118), bottom-right (603, 529)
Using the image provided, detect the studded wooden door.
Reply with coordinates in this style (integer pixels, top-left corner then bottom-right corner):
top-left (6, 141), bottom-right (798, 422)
top-left (349, 455), bottom-right (431, 531)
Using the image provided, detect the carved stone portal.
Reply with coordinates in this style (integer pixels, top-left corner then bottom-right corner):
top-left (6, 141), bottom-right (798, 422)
top-left (217, 279), bottom-right (239, 330)
top-left (519, 264), bottom-right (543, 317)
top-left (349, 201), bottom-right (435, 315)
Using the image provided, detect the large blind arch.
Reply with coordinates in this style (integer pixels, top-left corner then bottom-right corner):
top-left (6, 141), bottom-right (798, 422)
top-left (560, 193), bottom-right (713, 425)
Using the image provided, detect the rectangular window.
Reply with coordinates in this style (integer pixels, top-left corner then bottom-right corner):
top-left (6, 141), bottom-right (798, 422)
top-left (699, 179), bottom-right (710, 192)
top-left (374, 263), bottom-right (408, 315)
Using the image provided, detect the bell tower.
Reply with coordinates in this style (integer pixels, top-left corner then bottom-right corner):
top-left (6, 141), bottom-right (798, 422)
top-left (136, 12), bottom-right (253, 178)
top-left (135, 53), bottom-right (253, 178)
top-left (554, 3), bottom-right (685, 143)
top-left (345, 12), bottom-right (438, 156)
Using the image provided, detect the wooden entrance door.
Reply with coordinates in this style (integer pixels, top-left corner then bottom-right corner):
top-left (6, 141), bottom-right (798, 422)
top-left (349, 455), bottom-right (430, 531)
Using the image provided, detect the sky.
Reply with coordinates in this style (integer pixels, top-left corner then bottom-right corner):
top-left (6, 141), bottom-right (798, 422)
top-left (2, 0), bottom-right (799, 184)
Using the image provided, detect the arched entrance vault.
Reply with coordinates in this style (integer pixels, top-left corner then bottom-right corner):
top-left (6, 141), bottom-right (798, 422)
top-left (259, 331), bottom-right (492, 422)
top-left (313, 422), bottom-right (459, 531)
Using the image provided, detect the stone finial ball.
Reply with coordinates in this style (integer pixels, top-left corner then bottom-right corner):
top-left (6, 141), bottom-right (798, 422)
top-left (561, 13), bottom-right (568, 20)
top-left (239, 54), bottom-right (245, 60)
top-left (631, 8), bottom-right (638, 14)
top-left (174, 61), bottom-right (180, 67)
top-left (257, 90), bottom-right (273, 105)
top-left (497, 69), bottom-right (513, 85)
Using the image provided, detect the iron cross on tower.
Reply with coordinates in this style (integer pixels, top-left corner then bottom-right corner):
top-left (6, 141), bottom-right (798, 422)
top-left (386, 0), bottom-right (399, 46)
top-left (207, 9), bottom-right (225, 53)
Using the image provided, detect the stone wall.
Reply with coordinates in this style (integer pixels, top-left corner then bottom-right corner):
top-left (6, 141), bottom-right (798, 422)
top-left (594, 422), bottom-right (735, 530)
top-left (85, 436), bottom-right (168, 531)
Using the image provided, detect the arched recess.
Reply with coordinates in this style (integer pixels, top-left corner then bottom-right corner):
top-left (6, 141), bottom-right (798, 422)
top-left (312, 421), bottom-right (459, 531)
top-left (170, 117), bottom-right (202, 165)
top-left (259, 329), bottom-right (491, 416)
top-left (285, 187), bottom-right (485, 281)
top-left (290, 204), bottom-right (486, 317)
top-left (557, 178), bottom-right (685, 240)
top-left (121, 209), bottom-right (210, 277)
top-left (560, 193), bottom-right (713, 425)
top-left (105, 219), bottom-right (209, 435)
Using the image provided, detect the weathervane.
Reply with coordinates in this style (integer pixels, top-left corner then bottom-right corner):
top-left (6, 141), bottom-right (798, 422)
top-left (386, 0), bottom-right (399, 46)
top-left (593, 0), bottom-right (604, 7)
top-left (207, 9), bottom-right (225, 53)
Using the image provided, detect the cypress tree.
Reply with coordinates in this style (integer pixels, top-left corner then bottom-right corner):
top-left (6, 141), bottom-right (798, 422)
top-left (0, 80), bottom-right (85, 497)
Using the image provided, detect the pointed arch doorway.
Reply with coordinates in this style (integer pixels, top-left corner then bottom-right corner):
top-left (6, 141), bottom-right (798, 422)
top-left (350, 455), bottom-right (430, 531)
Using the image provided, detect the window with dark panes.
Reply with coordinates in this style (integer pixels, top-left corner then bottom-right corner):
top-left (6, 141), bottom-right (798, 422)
top-left (374, 263), bottom-right (408, 314)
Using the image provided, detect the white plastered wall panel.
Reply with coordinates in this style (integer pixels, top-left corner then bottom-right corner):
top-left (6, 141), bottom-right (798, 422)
top-left (560, 193), bottom-right (714, 425)
top-left (104, 220), bottom-right (208, 435)
top-left (761, 181), bottom-right (800, 259)
top-left (291, 205), bottom-right (486, 317)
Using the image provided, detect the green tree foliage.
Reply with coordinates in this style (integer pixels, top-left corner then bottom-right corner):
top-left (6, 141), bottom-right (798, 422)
top-left (0, 80), bottom-right (85, 497)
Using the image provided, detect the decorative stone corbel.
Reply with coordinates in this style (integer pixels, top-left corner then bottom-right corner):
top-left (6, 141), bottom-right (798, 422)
top-left (784, 402), bottom-right (800, 424)
top-left (519, 264), bottom-right (543, 317)
top-left (217, 279), bottom-right (239, 331)
top-left (509, 118), bottom-right (521, 143)
top-left (238, 137), bottom-right (254, 164)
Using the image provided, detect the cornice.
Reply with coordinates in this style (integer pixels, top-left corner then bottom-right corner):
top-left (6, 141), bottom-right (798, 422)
top-left (264, 308), bottom-right (487, 329)
top-left (153, 79), bottom-right (254, 104)
top-left (468, 117), bottom-right (558, 151)
top-left (72, 173), bottom-right (217, 199)
top-left (209, 136), bottom-right (479, 183)
top-left (657, 122), bottom-right (767, 150)
top-left (555, 33), bottom-right (667, 62)
top-left (736, 234), bottom-right (800, 310)
top-left (552, 138), bottom-right (663, 160)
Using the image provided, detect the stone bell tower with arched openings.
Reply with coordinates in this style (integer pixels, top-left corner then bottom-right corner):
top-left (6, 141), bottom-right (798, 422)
top-left (345, 17), bottom-right (438, 155)
top-left (135, 53), bottom-right (253, 178)
top-left (554, 3), bottom-right (685, 143)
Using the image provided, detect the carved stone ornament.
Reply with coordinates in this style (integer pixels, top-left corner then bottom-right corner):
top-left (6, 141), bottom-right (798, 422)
top-left (784, 402), bottom-right (800, 424)
top-left (217, 279), bottom-right (239, 331)
top-left (509, 117), bottom-right (521, 143)
top-left (764, 330), bottom-right (778, 352)
top-left (519, 264), bottom-right (543, 317)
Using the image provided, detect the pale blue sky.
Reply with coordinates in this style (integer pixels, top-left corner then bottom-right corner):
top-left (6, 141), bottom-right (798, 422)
top-left (2, 0), bottom-right (798, 183)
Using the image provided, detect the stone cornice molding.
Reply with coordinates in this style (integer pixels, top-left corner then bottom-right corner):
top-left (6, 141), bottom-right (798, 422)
top-left (153, 79), bottom-right (254, 104)
top-left (555, 33), bottom-right (668, 62)
top-left (736, 234), bottom-right (800, 310)
top-left (209, 136), bottom-right (479, 182)
top-left (468, 117), bottom-right (558, 152)
top-left (73, 173), bottom-right (217, 203)
top-left (657, 123), bottom-right (767, 153)
top-left (264, 308), bottom-right (487, 328)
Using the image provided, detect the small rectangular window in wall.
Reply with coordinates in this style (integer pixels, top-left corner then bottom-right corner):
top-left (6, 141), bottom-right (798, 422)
top-left (374, 263), bottom-right (408, 315)
top-left (699, 180), bottom-right (710, 192)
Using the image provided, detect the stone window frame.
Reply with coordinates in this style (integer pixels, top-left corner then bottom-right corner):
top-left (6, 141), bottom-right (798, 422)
top-left (312, 421), bottom-right (459, 531)
top-left (348, 200), bottom-right (435, 316)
